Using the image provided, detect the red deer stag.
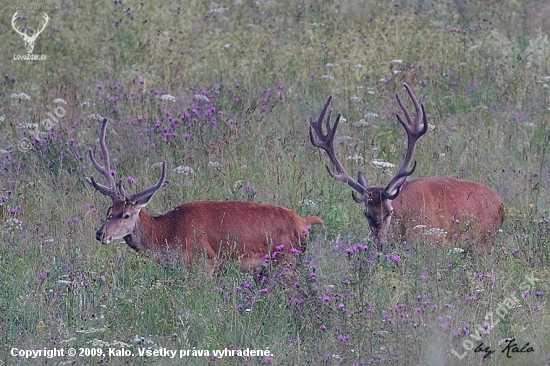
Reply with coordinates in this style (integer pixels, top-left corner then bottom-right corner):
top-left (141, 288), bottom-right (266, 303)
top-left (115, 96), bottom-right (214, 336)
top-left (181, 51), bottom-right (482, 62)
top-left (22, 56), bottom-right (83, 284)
top-left (88, 118), bottom-right (323, 274)
top-left (309, 84), bottom-right (504, 252)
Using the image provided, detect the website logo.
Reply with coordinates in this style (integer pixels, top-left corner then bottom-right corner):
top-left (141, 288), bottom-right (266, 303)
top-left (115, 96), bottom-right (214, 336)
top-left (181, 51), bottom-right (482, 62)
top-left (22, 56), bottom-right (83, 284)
top-left (11, 12), bottom-right (49, 60)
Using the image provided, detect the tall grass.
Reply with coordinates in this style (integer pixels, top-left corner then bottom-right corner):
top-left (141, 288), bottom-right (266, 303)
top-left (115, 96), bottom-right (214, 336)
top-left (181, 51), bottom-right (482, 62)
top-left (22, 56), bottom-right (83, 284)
top-left (1, 0), bottom-right (549, 364)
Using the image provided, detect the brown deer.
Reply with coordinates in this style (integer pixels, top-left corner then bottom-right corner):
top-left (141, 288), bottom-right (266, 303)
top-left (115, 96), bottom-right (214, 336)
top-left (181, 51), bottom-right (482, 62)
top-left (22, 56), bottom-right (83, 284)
top-left (88, 118), bottom-right (323, 274)
top-left (309, 84), bottom-right (504, 252)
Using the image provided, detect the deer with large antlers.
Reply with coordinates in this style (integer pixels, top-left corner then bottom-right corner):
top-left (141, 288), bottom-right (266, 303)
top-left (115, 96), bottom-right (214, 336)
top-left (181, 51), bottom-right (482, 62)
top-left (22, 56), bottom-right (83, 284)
top-left (11, 12), bottom-right (49, 54)
top-left (88, 118), bottom-right (323, 274)
top-left (310, 84), bottom-right (504, 252)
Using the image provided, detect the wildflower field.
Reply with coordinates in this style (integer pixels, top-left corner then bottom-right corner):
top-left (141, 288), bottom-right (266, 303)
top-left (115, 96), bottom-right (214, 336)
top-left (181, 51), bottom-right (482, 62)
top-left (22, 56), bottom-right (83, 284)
top-left (1, 1), bottom-right (550, 365)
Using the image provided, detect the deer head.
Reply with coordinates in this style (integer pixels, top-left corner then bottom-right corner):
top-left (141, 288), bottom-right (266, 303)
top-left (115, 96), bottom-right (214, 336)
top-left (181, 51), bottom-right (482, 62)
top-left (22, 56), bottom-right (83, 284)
top-left (309, 84), bottom-right (428, 249)
top-left (87, 118), bottom-right (168, 244)
top-left (12, 12), bottom-right (49, 54)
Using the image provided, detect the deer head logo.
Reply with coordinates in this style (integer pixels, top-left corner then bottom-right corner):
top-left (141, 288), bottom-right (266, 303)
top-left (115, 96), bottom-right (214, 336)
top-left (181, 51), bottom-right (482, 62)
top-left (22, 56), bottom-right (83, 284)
top-left (11, 12), bottom-right (49, 54)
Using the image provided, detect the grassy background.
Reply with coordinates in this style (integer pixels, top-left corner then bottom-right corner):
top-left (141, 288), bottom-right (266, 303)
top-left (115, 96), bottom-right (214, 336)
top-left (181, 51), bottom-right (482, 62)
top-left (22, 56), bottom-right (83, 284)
top-left (1, 0), bottom-right (550, 364)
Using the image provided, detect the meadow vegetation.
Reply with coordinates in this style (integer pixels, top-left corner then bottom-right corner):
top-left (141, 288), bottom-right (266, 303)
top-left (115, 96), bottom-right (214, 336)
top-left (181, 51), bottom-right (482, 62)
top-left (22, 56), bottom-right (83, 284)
top-left (1, 0), bottom-right (550, 364)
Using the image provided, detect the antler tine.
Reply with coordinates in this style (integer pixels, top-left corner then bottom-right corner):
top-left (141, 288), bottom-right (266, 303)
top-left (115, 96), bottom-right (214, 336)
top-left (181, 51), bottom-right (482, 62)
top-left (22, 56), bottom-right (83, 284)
top-left (121, 161), bottom-right (168, 203)
top-left (11, 12), bottom-right (26, 37)
top-left (37, 13), bottom-right (49, 34)
top-left (309, 95), bottom-right (368, 195)
top-left (383, 84), bottom-right (428, 198)
top-left (88, 118), bottom-right (117, 197)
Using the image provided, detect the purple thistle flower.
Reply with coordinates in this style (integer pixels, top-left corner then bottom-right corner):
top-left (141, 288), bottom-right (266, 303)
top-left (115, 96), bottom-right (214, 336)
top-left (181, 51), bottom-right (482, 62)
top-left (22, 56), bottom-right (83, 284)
top-left (127, 176), bottom-right (137, 184)
top-left (290, 247), bottom-right (301, 255)
top-left (319, 295), bottom-right (330, 303)
top-left (535, 291), bottom-right (543, 297)
top-left (38, 269), bottom-right (50, 280)
top-left (337, 334), bottom-right (350, 343)
top-left (392, 255), bottom-right (401, 263)
top-left (275, 244), bottom-right (284, 252)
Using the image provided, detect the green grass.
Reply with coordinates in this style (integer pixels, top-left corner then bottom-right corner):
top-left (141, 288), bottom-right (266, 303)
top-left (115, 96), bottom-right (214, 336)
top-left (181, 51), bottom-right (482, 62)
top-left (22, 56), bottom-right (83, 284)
top-left (1, 0), bottom-right (550, 364)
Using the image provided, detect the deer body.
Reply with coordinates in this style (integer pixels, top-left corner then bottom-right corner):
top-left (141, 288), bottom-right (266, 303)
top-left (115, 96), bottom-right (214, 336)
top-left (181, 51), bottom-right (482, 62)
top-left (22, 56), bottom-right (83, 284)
top-left (310, 84), bottom-right (504, 251)
top-left (103, 200), bottom-right (322, 272)
top-left (89, 118), bottom-right (323, 274)
top-left (379, 177), bottom-right (504, 248)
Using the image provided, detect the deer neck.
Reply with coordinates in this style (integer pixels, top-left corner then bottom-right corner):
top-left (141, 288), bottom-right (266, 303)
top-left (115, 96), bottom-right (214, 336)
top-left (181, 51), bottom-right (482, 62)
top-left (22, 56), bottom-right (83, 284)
top-left (123, 210), bottom-right (164, 252)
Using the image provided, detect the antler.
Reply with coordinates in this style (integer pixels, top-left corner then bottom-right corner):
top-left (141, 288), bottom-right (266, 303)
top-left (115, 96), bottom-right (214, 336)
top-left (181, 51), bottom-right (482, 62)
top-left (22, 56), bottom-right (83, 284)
top-left (11, 12), bottom-right (49, 53)
top-left (11, 12), bottom-right (28, 39)
top-left (309, 95), bottom-right (369, 200)
top-left (381, 83), bottom-right (428, 199)
top-left (88, 118), bottom-right (118, 198)
top-left (118, 162), bottom-right (168, 204)
top-left (36, 13), bottom-right (49, 37)
top-left (310, 84), bottom-right (428, 202)
top-left (88, 118), bottom-right (168, 203)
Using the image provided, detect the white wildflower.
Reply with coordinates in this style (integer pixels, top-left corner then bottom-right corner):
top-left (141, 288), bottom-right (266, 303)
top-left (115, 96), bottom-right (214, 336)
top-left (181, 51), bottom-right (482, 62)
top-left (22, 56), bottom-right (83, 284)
top-left (364, 112), bottom-right (378, 118)
top-left (366, 87), bottom-right (375, 95)
top-left (300, 199), bottom-right (317, 209)
top-left (353, 119), bottom-right (368, 126)
top-left (325, 63), bottom-right (335, 68)
top-left (346, 154), bottom-right (364, 162)
top-left (20, 122), bottom-right (39, 130)
top-left (351, 95), bottom-right (361, 101)
top-left (448, 247), bottom-right (465, 255)
top-left (80, 101), bottom-right (94, 107)
top-left (11, 92), bottom-right (31, 101)
top-left (53, 98), bottom-right (67, 105)
top-left (159, 94), bottom-right (176, 102)
top-left (0, 116), bottom-right (4, 122)
top-left (423, 227), bottom-right (448, 237)
top-left (321, 75), bottom-right (334, 80)
top-left (4, 217), bottom-right (23, 232)
top-left (390, 59), bottom-right (404, 64)
top-left (173, 165), bottom-right (195, 175)
top-left (429, 123), bottom-right (436, 131)
top-left (372, 160), bottom-right (395, 168)
top-left (151, 162), bottom-right (164, 170)
top-left (88, 114), bottom-right (103, 121)
top-left (354, 64), bottom-right (363, 69)
top-left (207, 161), bottom-right (222, 169)
top-left (194, 94), bottom-right (210, 102)
top-left (412, 225), bottom-right (427, 231)
top-left (223, 43), bottom-right (231, 50)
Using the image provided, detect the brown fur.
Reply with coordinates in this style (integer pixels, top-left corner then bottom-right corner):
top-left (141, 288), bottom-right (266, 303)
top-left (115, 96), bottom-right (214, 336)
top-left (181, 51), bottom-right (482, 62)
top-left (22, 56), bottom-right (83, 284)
top-left (101, 200), bottom-right (324, 274)
top-left (386, 177), bottom-right (504, 251)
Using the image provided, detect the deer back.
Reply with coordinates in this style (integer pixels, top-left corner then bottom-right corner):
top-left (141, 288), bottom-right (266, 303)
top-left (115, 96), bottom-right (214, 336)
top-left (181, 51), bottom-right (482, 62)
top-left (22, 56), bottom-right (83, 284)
top-left (391, 177), bottom-right (504, 250)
